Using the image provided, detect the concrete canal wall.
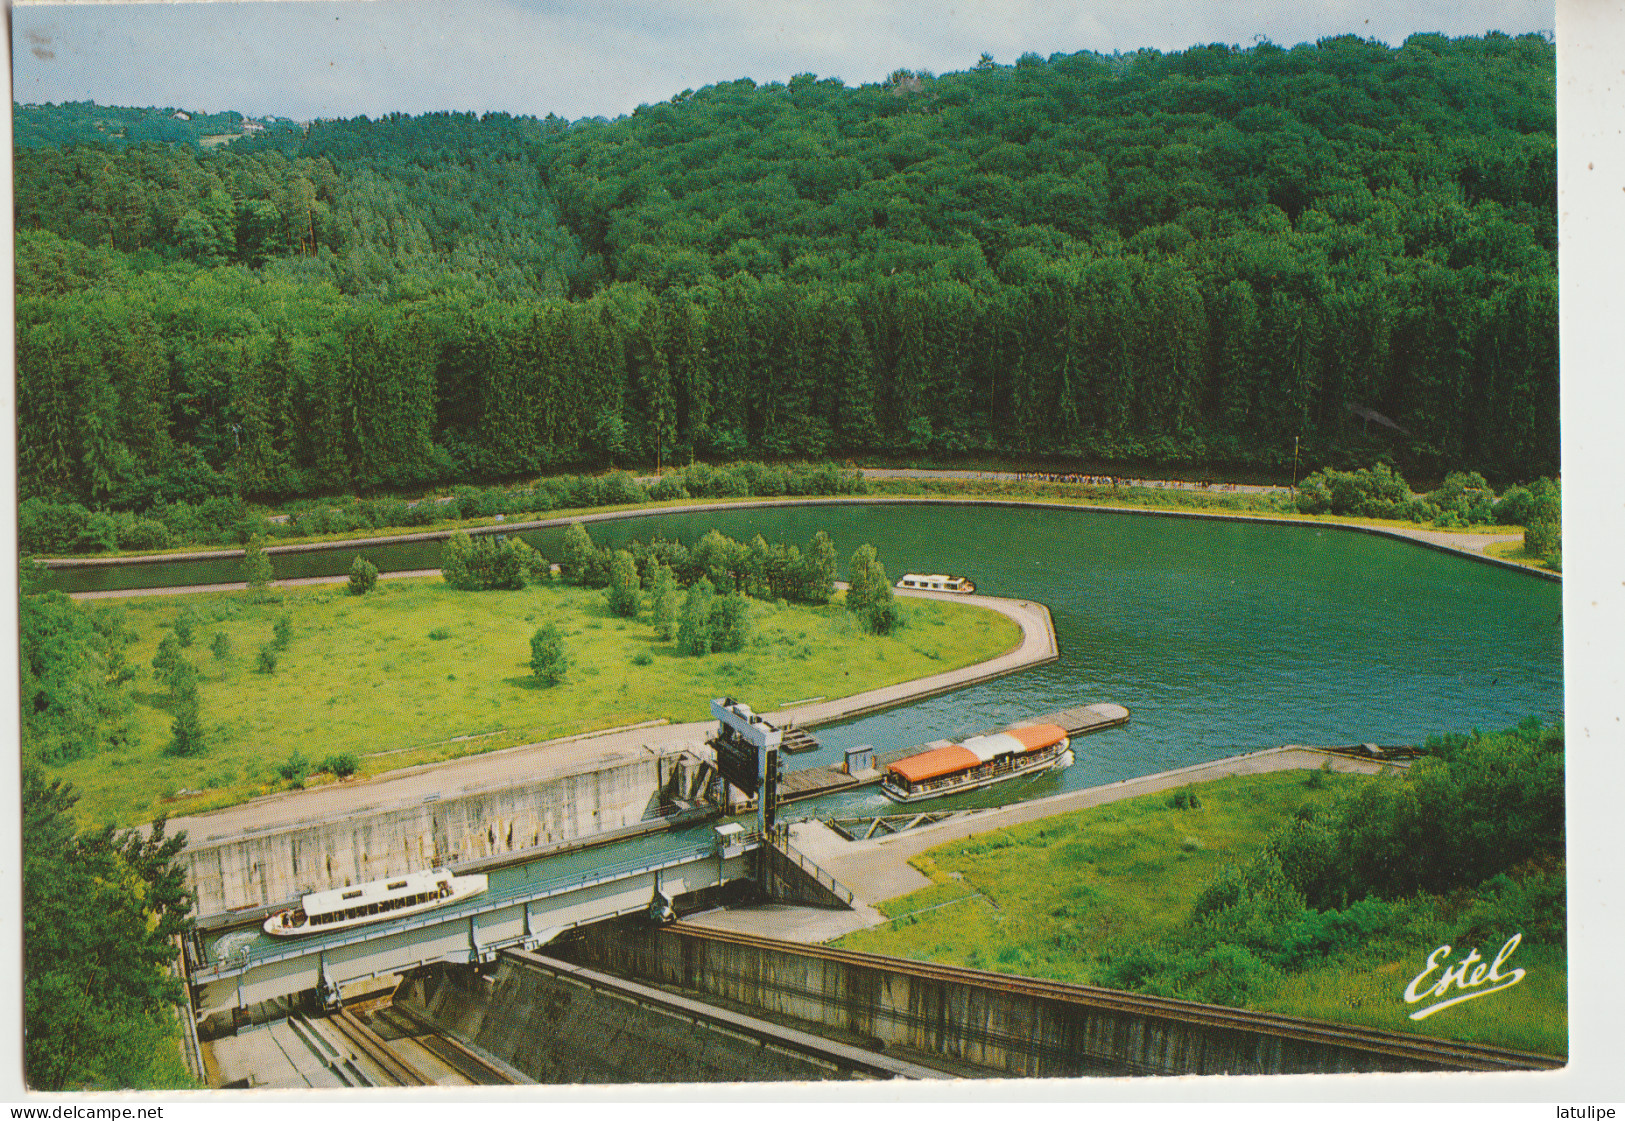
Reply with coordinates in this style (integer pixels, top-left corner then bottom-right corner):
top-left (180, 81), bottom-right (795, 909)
top-left (182, 749), bottom-right (683, 916)
top-left (558, 923), bottom-right (1530, 1078)
top-left (395, 952), bottom-right (913, 1083)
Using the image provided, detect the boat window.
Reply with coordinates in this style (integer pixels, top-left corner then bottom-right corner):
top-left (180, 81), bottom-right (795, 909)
top-left (342, 890), bottom-right (363, 900)
top-left (387, 880), bottom-right (409, 890)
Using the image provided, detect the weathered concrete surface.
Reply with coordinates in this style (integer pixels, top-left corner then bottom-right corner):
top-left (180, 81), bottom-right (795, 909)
top-left (559, 922), bottom-right (1555, 1078)
top-left (181, 746), bottom-right (683, 916)
top-left (395, 953), bottom-right (904, 1083)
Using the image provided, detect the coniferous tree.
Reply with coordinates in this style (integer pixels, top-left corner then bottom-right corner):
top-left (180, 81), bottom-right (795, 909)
top-left (676, 576), bottom-right (716, 656)
top-left (605, 549), bottom-right (641, 618)
top-left (649, 562), bottom-right (680, 640)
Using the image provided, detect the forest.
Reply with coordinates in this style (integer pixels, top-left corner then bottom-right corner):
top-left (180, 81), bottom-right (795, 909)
top-left (14, 32), bottom-right (1557, 515)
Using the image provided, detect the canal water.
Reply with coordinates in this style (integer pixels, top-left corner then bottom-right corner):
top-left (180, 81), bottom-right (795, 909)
top-left (57, 502), bottom-right (1561, 959)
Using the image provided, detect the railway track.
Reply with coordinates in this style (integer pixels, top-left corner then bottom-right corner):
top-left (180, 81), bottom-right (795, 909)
top-left (378, 1003), bottom-right (523, 1085)
top-left (666, 923), bottom-right (1564, 1074)
top-left (325, 1007), bottom-right (438, 1086)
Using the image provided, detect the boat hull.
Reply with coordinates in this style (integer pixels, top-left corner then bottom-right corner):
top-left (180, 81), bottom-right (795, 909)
top-left (881, 747), bottom-right (1073, 804)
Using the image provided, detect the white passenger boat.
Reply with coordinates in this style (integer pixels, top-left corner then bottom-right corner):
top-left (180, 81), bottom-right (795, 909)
top-left (881, 723), bottom-right (1072, 804)
top-left (263, 868), bottom-right (488, 938)
top-left (895, 573), bottom-right (976, 593)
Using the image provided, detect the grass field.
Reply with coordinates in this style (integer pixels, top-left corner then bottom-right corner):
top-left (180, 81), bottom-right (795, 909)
top-left (62, 578), bottom-right (1020, 826)
top-left (833, 770), bottom-right (1567, 1057)
top-left (1484, 538), bottom-right (1561, 572)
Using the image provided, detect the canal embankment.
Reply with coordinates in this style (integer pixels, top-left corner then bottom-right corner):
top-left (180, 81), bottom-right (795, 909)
top-left (167, 584), bottom-right (1065, 919)
top-left (49, 492), bottom-right (1553, 592)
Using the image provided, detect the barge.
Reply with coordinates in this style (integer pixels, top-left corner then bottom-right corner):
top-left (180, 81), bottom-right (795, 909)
top-left (880, 723), bottom-right (1072, 804)
top-left (263, 868), bottom-right (488, 938)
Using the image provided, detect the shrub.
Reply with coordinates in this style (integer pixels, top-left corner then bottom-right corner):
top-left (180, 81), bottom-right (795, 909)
top-left (649, 476), bottom-right (688, 501)
top-left (631, 651), bottom-right (653, 667)
top-left (75, 513), bottom-right (119, 554)
top-left (276, 749), bottom-right (309, 787)
top-left (172, 607), bottom-right (199, 648)
top-left (347, 555), bottom-right (379, 595)
top-left (256, 645), bottom-right (278, 674)
top-left (242, 534), bottom-right (273, 596)
top-left (322, 753), bottom-right (359, 779)
top-left (1427, 471), bottom-right (1495, 524)
top-left (210, 631), bottom-right (232, 661)
top-left (117, 519), bottom-right (171, 551)
top-left (17, 498), bottom-right (91, 554)
top-left (1295, 464), bottom-right (1412, 517)
top-left (271, 613), bottom-right (293, 650)
top-left (428, 627), bottom-right (451, 640)
top-left (530, 625), bottom-right (567, 685)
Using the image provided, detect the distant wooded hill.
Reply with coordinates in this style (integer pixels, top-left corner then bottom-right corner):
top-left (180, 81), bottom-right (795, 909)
top-left (13, 33), bottom-right (1556, 509)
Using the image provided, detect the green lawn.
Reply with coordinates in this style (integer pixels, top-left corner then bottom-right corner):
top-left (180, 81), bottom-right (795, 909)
top-left (63, 578), bottom-right (1020, 826)
top-left (833, 771), bottom-right (1567, 1058)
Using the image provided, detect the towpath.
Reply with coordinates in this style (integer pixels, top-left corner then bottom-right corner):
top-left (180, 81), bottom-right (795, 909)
top-left (159, 585), bottom-right (1054, 842)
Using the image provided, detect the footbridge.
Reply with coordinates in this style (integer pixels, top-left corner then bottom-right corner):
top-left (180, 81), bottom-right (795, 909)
top-left (189, 828), bottom-right (762, 1020)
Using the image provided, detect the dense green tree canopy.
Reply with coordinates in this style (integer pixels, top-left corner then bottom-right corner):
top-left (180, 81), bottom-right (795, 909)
top-left (14, 33), bottom-right (1557, 510)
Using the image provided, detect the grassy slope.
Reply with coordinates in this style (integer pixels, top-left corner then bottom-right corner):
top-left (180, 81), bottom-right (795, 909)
top-left (833, 771), bottom-right (1566, 1057)
top-left (67, 578), bottom-right (1020, 826)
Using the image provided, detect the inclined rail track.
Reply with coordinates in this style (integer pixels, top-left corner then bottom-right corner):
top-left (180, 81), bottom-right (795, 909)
top-left (666, 923), bottom-right (1564, 1073)
top-left (384, 1002), bottom-right (524, 1085)
top-left (326, 1008), bottom-right (435, 1087)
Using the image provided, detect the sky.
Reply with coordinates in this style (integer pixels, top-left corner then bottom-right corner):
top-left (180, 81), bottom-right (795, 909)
top-left (10, 0), bottom-right (1557, 123)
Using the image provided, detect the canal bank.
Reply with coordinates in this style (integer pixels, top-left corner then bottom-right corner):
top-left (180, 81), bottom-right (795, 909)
top-left (166, 585), bottom-right (1065, 919)
top-left (47, 493), bottom-right (1553, 593)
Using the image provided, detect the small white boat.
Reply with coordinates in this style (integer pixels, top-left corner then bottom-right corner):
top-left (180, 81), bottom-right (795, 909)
top-left (263, 868), bottom-right (488, 938)
top-left (895, 573), bottom-right (976, 594)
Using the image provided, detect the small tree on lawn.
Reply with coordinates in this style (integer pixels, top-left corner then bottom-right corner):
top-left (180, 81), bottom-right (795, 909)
top-left (166, 682), bottom-right (205, 757)
top-left (440, 531), bottom-right (476, 590)
top-left (560, 523), bottom-right (596, 584)
top-left (272, 613), bottom-right (293, 650)
top-left (649, 563), bottom-right (680, 640)
top-left (347, 555), bottom-right (379, 595)
top-left (846, 543), bottom-right (898, 634)
top-left (710, 591), bottom-right (750, 652)
top-left (210, 631), bottom-right (232, 662)
top-left (803, 530), bottom-right (838, 604)
top-left (605, 549), bottom-right (641, 618)
top-left (676, 576), bottom-right (716, 656)
top-left (256, 645), bottom-right (278, 674)
top-left (243, 535), bottom-right (273, 600)
top-left (845, 544), bottom-right (883, 618)
top-left (530, 625), bottom-right (567, 685)
top-left (172, 607), bottom-right (198, 648)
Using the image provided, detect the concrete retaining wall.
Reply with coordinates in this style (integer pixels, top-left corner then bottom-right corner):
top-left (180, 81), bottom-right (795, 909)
top-left (558, 923), bottom-right (1493, 1078)
top-left (395, 956), bottom-right (853, 1083)
top-left (184, 752), bottom-right (675, 916)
